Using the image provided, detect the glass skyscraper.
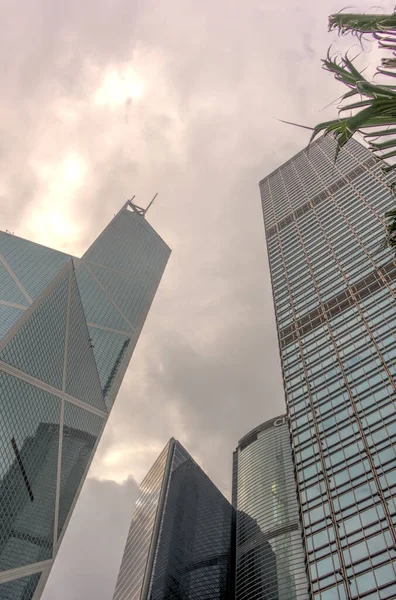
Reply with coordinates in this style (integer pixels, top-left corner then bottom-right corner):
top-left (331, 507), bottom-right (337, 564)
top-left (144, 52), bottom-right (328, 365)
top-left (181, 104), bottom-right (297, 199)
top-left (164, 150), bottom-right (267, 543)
top-left (112, 438), bottom-right (235, 600)
top-left (260, 135), bottom-right (396, 599)
top-left (0, 200), bottom-right (170, 600)
top-left (233, 415), bottom-right (309, 600)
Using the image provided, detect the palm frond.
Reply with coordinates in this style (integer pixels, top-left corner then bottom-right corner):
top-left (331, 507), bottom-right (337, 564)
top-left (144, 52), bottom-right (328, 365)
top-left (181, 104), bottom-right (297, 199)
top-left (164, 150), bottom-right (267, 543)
top-left (320, 9), bottom-right (396, 252)
top-left (368, 137), bottom-right (396, 150)
top-left (276, 119), bottom-right (314, 131)
top-left (278, 8), bottom-right (396, 252)
top-left (365, 127), bottom-right (396, 137)
top-left (377, 68), bottom-right (396, 78)
top-left (329, 12), bottom-right (396, 36)
top-left (321, 51), bottom-right (369, 89)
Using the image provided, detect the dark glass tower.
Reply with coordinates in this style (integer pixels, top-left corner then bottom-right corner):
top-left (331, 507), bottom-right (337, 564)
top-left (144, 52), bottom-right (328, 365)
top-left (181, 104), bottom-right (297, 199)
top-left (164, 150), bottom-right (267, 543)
top-left (112, 439), bottom-right (235, 600)
top-left (0, 200), bottom-right (170, 599)
top-left (233, 415), bottom-right (309, 600)
top-left (260, 136), bottom-right (396, 599)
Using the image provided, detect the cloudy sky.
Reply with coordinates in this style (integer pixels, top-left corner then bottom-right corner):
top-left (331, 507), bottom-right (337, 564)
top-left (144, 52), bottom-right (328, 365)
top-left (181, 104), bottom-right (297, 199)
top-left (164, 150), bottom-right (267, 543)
top-left (0, 0), bottom-right (393, 597)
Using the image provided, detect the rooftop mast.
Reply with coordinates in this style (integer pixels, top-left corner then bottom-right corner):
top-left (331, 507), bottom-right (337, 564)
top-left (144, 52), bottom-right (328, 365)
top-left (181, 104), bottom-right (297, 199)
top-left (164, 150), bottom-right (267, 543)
top-left (127, 193), bottom-right (158, 217)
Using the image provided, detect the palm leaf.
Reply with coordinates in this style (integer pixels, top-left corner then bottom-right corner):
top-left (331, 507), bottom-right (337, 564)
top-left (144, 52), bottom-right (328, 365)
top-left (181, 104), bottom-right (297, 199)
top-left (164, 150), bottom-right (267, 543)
top-left (329, 13), bottom-right (396, 35)
top-left (280, 7), bottom-right (396, 250)
top-left (368, 138), bottom-right (396, 150)
top-left (323, 9), bottom-right (396, 252)
top-left (377, 68), bottom-right (396, 78)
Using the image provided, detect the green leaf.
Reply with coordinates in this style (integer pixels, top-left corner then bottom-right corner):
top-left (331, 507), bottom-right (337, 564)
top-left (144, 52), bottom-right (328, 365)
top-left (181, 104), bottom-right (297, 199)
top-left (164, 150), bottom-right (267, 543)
top-left (375, 147), bottom-right (396, 159)
top-left (377, 68), bottom-right (396, 78)
top-left (365, 127), bottom-right (396, 137)
top-left (343, 88), bottom-right (360, 100)
top-left (329, 12), bottom-right (396, 35)
top-left (356, 81), bottom-right (396, 98)
top-left (343, 54), bottom-right (366, 81)
top-left (369, 138), bottom-right (396, 150)
top-left (338, 99), bottom-right (374, 112)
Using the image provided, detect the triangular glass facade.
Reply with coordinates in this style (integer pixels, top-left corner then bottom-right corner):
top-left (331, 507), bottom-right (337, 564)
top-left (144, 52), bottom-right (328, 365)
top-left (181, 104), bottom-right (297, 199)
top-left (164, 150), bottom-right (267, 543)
top-left (0, 573), bottom-right (42, 600)
top-left (0, 203), bottom-right (170, 599)
top-left (0, 270), bottom-right (69, 389)
top-left (57, 401), bottom-right (104, 539)
top-left (0, 262), bottom-right (29, 306)
top-left (0, 375), bottom-right (61, 572)
top-left (0, 232), bottom-right (71, 301)
top-left (74, 265), bottom-right (132, 332)
top-left (0, 305), bottom-right (25, 340)
top-left (112, 440), bottom-right (235, 600)
top-left (88, 326), bottom-right (132, 401)
top-left (88, 264), bottom-right (152, 330)
top-left (64, 272), bottom-right (105, 411)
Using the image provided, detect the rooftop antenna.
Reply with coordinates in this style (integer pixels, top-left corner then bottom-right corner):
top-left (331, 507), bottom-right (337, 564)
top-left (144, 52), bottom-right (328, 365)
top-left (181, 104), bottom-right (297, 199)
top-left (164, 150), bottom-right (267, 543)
top-left (144, 193), bottom-right (158, 215)
top-left (127, 193), bottom-right (158, 217)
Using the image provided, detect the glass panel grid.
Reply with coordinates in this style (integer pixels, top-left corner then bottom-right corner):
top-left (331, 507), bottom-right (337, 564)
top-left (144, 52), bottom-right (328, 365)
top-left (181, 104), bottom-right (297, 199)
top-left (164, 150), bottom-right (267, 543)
top-left (57, 401), bottom-right (104, 538)
top-left (64, 273), bottom-right (105, 411)
top-left (260, 134), bottom-right (396, 599)
top-left (113, 440), bottom-right (234, 600)
top-left (75, 265), bottom-right (132, 332)
top-left (0, 232), bottom-right (71, 301)
top-left (0, 572), bottom-right (41, 600)
top-left (112, 441), bottom-right (171, 600)
top-left (88, 327), bottom-right (132, 401)
top-left (149, 441), bottom-right (234, 600)
top-left (235, 419), bottom-right (309, 600)
top-left (0, 262), bottom-right (29, 306)
top-left (0, 206), bottom-right (170, 597)
top-left (0, 374), bottom-right (61, 571)
top-left (0, 305), bottom-right (25, 341)
top-left (0, 272), bottom-right (69, 389)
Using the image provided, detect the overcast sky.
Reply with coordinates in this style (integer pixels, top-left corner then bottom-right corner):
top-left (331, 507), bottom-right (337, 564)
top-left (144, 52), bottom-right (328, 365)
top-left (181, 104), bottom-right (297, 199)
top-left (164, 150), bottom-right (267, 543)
top-left (0, 0), bottom-right (393, 598)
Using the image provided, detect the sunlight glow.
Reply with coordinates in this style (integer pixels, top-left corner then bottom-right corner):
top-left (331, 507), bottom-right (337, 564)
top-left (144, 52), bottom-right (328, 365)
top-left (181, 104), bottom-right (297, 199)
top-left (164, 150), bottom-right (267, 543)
top-left (61, 154), bottom-right (86, 189)
top-left (92, 442), bottom-right (165, 484)
top-left (93, 67), bottom-right (144, 107)
top-left (27, 152), bottom-right (87, 250)
top-left (36, 152), bottom-right (87, 194)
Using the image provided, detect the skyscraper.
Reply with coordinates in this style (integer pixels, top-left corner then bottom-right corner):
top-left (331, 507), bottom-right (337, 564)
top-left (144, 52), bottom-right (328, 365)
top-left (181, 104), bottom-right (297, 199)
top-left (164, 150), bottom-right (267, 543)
top-left (0, 200), bottom-right (170, 600)
top-left (112, 438), bottom-right (235, 600)
top-left (233, 415), bottom-right (309, 600)
top-left (260, 135), bottom-right (396, 599)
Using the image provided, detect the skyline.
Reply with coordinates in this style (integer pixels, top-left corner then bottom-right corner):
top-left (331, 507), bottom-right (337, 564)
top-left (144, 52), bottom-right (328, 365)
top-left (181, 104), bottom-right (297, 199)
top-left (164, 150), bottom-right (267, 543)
top-left (1, 0), bottom-right (395, 598)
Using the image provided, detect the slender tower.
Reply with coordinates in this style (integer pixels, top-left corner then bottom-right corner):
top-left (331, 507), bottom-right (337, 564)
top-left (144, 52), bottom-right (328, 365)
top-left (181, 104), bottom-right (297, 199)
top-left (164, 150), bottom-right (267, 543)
top-left (260, 135), bottom-right (396, 599)
top-left (0, 199), bottom-right (170, 600)
top-left (233, 416), bottom-right (309, 600)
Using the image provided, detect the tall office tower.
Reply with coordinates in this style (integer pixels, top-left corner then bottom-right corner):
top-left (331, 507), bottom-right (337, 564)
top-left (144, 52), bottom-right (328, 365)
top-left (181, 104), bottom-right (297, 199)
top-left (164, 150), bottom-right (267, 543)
top-left (0, 200), bottom-right (170, 600)
top-left (113, 438), bottom-right (235, 600)
top-left (260, 135), bottom-right (396, 599)
top-left (233, 415), bottom-right (309, 600)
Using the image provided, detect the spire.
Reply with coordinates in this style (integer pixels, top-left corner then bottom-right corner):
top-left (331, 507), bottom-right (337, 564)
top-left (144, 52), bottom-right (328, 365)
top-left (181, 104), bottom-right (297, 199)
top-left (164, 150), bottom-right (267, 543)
top-left (127, 193), bottom-right (158, 217)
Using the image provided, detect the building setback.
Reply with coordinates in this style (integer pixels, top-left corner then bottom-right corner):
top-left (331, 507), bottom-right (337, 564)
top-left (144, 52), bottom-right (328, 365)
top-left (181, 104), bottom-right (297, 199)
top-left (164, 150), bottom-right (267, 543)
top-left (0, 200), bottom-right (170, 600)
top-left (233, 415), bottom-right (309, 599)
top-left (112, 439), bottom-right (235, 600)
top-left (260, 135), bottom-right (396, 599)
